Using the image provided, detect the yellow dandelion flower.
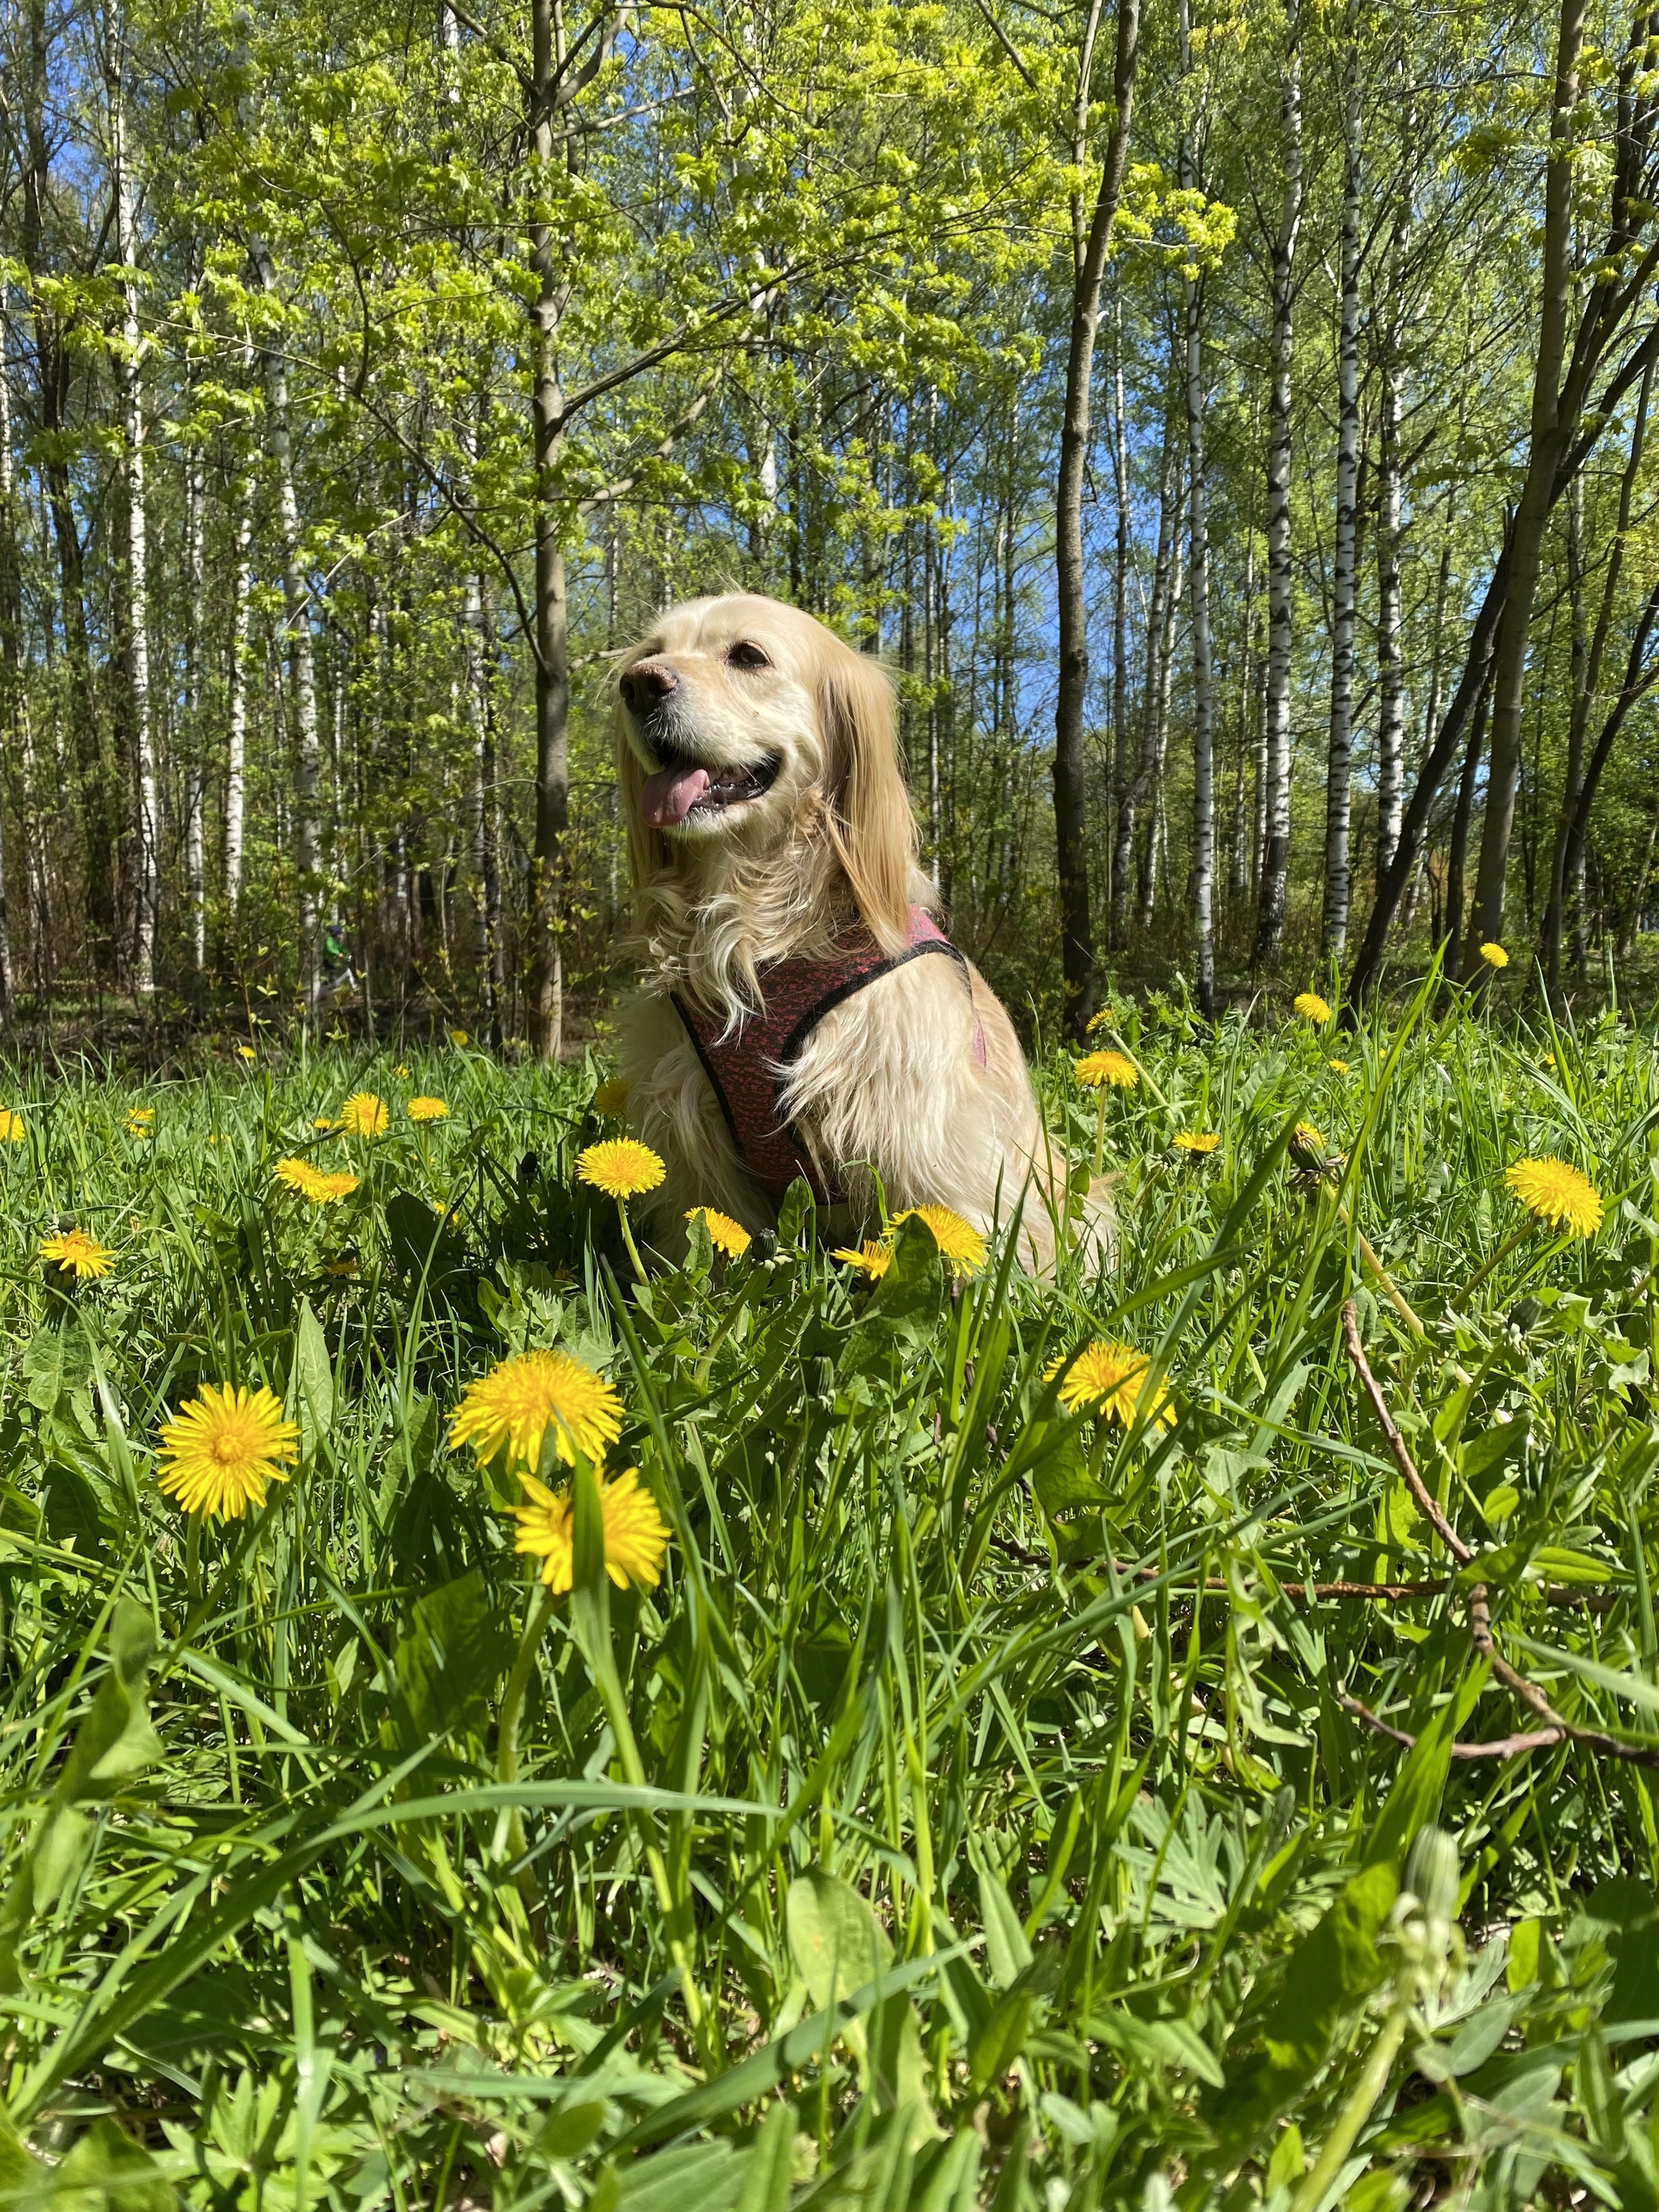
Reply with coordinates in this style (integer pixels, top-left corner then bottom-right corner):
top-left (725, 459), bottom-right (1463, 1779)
top-left (1328, 1059), bottom-right (1350, 1075)
top-left (1173, 1132), bottom-right (1220, 1154)
top-left (156, 1383), bottom-right (300, 1520)
top-left (0, 1111), bottom-right (24, 1144)
top-left (407, 1097), bottom-right (449, 1123)
top-left (40, 1230), bottom-right (114, 1281)
top-left (592, 1077), bottom-right (631, 1115)
top-left (323, 1255), bottom-right (358, 1278)
top-left (126, 1106), bottom-right (154, 1127)
top-left (1293, 991), bottom-right (1333, 1025)
top-left (1542, 1052), bottom-right (1557, 1070)
top-left (273, 1159), bottom-right (357, 1204)
top-left (274, 1157), bottom-right (325, 1198)
top-left (510, 1465), bottom-right (670, 1592)
top-left (686, 1206), bottom-right (753, 1259)
top-left (238, 1046), bottom-right (258, 1061)
top-left (1505, 1156), bottom-right (1602, 1237)
top-left (312, 1116), bottom-right (335, 1131)
top-left (834, 1240), bottom-right (893, 1280)
top-left (1076, 1050), bottom-right (1139, 1089)
top-left (1479, 943), bottom-right (1509, 970)
top-left (394, 1063), bottom-right (410, 1078)
top-left (1047, 1340), bottom-right (1175, 1429)
top-left (890, 1204), bottom-right (987, 1274)
top-left (578, 1138), bottom-right (666, 1201)
top-left (1085, 1008), bottom-right (1116, 1035)
top-left (449, 1347), bottom-right (624, 1473)
top-left (339, 1093), bottom-right (388, 1139)
top-left (448, 1029), bottom-right (469, 1046)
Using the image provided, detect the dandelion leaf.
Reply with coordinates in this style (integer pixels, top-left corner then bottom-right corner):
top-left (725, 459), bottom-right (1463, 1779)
top-left (1205, 1858), bottom-right (1397, 2165)
top-left (1574, 1877), bottom-right (1659, 2026)
top-left (774, 1177), bottom-right (816, 1252)
top-left (292, 1296), bottom-right (332, 1446)
top-left (787, 1868), bottom-right (891, 2009)
top-left (23, 1321), bottom-right (92, 1416)
top-left (734, 2100), bottom-right (795, 2212)
top-left (49, 2120), bottom-right (174, 2212)
top-left (391, 1568), bottom-right (514, 1745)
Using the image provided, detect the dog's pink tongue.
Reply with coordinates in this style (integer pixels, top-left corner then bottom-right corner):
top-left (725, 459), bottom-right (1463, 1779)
top-left (640, 764), bottom-right (710, 827)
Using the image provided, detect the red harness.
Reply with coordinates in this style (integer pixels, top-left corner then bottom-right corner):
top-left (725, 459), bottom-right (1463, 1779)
top-left (672, 906), bottom-right (977, 1206)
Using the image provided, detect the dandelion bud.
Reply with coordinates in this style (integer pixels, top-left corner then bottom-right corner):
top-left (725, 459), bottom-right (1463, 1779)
top-left (1403, 1824), bottom-right (1460, 1928)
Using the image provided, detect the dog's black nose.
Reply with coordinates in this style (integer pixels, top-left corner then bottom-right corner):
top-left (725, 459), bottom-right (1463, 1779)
top-left (620, 660), bottom-right (678, 713)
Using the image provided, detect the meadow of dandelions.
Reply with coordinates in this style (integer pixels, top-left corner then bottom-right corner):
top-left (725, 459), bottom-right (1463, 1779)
top-left (0, 991), bottom-right (1653, 2210)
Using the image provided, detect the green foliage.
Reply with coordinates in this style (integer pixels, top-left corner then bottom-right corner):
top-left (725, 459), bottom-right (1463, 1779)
top-left (0, 1010), bottom-right (1653, 2201)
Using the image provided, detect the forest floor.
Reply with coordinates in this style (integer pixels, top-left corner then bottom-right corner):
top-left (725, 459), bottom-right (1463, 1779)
top-left (0, 986), bottom-right (1655, 2211)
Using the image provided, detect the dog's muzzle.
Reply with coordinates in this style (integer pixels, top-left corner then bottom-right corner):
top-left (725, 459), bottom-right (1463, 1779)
top-left (637, 737), bottom-right (782, 828)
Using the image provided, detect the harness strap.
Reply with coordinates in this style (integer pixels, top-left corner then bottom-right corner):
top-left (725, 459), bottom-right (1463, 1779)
top-left (671, 906), bottom-right (975, 1206)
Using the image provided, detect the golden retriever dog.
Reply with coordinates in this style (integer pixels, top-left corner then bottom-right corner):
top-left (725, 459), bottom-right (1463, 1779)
top-left (612, 593), bottom-right (1107, 1272)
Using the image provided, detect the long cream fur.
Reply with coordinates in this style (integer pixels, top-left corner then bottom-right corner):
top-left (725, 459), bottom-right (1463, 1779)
top-left (614, 593), bottom-right (1109, 1271)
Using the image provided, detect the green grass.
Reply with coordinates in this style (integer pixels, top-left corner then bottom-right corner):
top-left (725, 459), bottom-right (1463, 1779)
top-left (1, 986), bottom-right (1657, 2212)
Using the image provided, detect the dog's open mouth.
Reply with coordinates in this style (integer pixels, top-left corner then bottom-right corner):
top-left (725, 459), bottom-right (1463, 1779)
top-left (639, 741), bottom-right (781, 829)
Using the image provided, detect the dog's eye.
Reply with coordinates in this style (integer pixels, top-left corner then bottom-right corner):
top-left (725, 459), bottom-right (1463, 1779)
top-left (727, 641), bottom-right (771, 671)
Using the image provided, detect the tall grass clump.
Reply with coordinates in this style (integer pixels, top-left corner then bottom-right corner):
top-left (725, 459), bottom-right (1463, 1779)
top-left (0, 991), bottom-right (1656, 2210)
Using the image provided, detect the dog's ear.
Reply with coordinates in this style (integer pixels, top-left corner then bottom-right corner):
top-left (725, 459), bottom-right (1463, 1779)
top-left (818, 646), bottom-right (916, 953)
top-left (616, 688), bottom-right (667, 894)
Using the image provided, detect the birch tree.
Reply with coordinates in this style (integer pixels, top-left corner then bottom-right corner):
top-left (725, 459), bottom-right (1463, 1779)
top-left (1254, 2), bottom-right (1303, 965)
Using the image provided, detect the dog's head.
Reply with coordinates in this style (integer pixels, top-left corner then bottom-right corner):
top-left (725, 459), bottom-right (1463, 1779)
top-left (616, 594), bottom-right (917, 951)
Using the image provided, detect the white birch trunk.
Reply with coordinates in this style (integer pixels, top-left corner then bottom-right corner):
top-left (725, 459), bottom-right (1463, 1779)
top-left (224, 488), bottom-right (253, 911)
top-left (1179, 0), bottom-right (1215, 1012)
top-left (183, 445), bottom-right (206, 974)
top-left (1255, 7), bottom-right (1303, 964)
top-left (254, 242), bottom-right (322, 1016)
top-left (110, 36), bottom-right (156, 997)
top-left (1375, 350), bottom-right (1405, 880)
top-left (1322, 24), bottom-right (1362, 956)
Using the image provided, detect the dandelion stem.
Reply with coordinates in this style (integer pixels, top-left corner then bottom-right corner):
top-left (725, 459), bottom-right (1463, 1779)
top-left (1348, 1219), bottom-right (1426, 1340)
top-left (497, 1580), bottom-right (557, 1900)
top-left (616, 1198), bottom-right (647, 1284)
top-left (1093, 1089), bottom-right (1107, 1177)
top-left (1460, 1219), bottom-right (1534, 1304)
top-left (1289, 2001), bottom-right (1408, 2212)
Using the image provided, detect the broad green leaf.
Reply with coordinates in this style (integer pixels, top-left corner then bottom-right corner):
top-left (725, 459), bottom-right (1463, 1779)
top-left (293, 1295), bottom-right (333, 1443)
top-left (391, 1568), bottom-right (515, 1745)
top-left (787, 1868), bottom-right (890, 2009)
top-left (977, 1863), bottom-right (1033, 1989)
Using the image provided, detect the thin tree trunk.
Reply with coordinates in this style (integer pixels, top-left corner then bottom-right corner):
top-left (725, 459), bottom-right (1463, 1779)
top-left (254, 244), bottom-right (322, 1018)
top-left (224, 484), bottom-right (254, 914)
top-left (1323, 21), bottom-right (1362, 957)
top-left (184, 445), bottom-right (207, 981)
top-left (1109, 294), bottom-right (1131, 940)
top-left (1443, 678), bottom-right (1491, 986)
top-left (1543, 350), bottom-right (1653, 992)
top-left (1179, 0), bottom-right (1215, 1014)
top-left (109, 22), bottom-right (156, 999)
top-left (25, 0), bottom-right (116, 982)
top-left (1255, 5), bottom-right (1303, 965)
top-left (0, 294), bottom-right (23, 1018)
top-left (1113, 416), bottom-right (1179, 938)
top-left (1465, 0), bottom-right (1585, 965)
top-left (526, 0), bottom-right (575, 1061)
top-left (1141, 546), bottom-right (1183, 931)
top-left (1053, 0), bottom-right (1141, 1034)
top-left (1231, 529), bottom-right (1255, 899)
top-left (1375, 343), bottom-right (1405, 885)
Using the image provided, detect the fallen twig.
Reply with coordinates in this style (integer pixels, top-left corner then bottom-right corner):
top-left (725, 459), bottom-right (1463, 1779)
top-left (1340, 1300), bottom-right (1659, 1771)
top-left (1339, 1694), bottom-right (1568, 1762)
top-left (1340, 1301), bottom-right (1473, 1563)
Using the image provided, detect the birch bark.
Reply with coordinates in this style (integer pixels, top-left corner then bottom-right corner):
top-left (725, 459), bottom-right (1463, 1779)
top-left (1254, 6), bottom-right (1303, 965)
